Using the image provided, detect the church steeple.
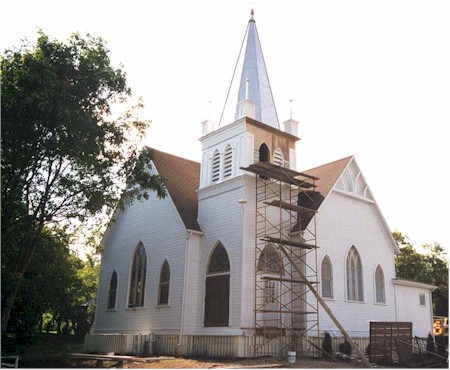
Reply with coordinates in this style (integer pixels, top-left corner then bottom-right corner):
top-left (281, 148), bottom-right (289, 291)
top-left (221, 9), bottom-right (280, 129)
top-left (235, 9), bottom-right (279, 128)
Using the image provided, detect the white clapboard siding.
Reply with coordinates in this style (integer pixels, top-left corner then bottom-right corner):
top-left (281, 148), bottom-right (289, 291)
top-left (94, 189), bottom-right (188, 334)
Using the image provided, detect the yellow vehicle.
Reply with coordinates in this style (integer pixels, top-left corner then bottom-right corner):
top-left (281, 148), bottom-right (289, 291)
top-left (433, 316), bottom-right (448, 337)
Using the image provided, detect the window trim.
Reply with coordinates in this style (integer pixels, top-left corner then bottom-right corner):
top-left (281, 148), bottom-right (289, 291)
top-left (107, 270), bottom-right (118, 310)
top-left (346, 246), bottom-right (364, 302)
top-left (321, 255), bottom-right (334, 299)
top-left (128, 242), bottom-right (147, 308)
top-left (374, 265), bottom-right (386, 304)
top-left (158, 260), bottom-right (170, 306)
top-left (204, 242), bottom-right (231, 327)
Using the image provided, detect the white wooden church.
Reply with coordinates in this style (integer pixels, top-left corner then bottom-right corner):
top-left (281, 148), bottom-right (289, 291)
top-left (86, 11), bottom-right (436, 358)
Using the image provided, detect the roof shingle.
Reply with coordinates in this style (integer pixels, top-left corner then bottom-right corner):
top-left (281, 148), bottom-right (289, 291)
top-left (149, 148), bottom-right (202, 232)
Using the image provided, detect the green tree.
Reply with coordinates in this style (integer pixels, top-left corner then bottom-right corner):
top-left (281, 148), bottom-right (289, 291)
top-left (394, 231), bottom-right (448, 316)
top-left (4, 227), bottom-right (83, 342)
top-left (1, 31), bottom-right (166, 334)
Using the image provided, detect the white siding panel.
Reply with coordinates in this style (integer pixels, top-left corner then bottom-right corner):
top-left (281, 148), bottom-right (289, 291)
top-left (308, 190), bottom-right (398, 337)
top-left (394, 284), bottom-right (434, 337)
top-left (198, 182), bottom-right (246, 330)
top-left (94, 190), bottom-right (188, 334)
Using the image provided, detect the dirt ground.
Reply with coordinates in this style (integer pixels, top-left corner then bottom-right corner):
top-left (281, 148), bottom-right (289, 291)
top-left (119, 356), bottom-right (365, 369)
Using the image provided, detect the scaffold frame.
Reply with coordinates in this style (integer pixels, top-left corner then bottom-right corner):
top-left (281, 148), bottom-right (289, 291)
top-left (241, 162), bottom-right (320, 358)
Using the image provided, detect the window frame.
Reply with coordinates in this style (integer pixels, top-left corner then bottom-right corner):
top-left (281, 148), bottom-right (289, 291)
top-left (204, 242), bottom-right (230, 327)
top-left (158, 260), bottom-right (170, 306)
top-left (107, 270), bottom-right (118, 309)
top-left (419, 293), bottom-right (426, 306)
top-left (375, 265), bottom-right (386, 304)
top-left (128, 242), bottom-right (147, 308)
top-left (321, 255), bottom-right (334, 299)
top-left (346, 246), bottom-right (364, 302)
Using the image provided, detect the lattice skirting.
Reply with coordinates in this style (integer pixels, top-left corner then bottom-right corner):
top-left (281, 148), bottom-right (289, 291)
top-left (84, 333), bottom-right (370, 358)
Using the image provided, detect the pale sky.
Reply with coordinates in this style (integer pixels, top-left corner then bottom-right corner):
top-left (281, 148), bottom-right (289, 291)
top-left (1, 0), bottom-right (449, 251)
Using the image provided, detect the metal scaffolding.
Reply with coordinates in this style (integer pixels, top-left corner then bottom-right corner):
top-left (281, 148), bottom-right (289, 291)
top-left (241, 162), bottom-right (320, 358)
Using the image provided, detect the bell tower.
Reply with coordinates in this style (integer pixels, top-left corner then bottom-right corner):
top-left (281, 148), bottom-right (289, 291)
top-left (196, 11), bottom-right (317, 358)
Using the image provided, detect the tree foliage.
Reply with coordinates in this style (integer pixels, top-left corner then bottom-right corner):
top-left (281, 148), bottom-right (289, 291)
top-left (1, 31), bottom-right (166, 333)
top-left (393, 231), bottom-right (448, 316)
top-left (3, 227), bottom-right (99, 343)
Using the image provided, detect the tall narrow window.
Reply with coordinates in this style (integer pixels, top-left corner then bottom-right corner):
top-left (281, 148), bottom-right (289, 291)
top-left (211, 149), bottom-right (220, 183)
top-left (273, 148), bottom-right (284, 166)
top-left (223, 145), bottom-right (233, 178)
top-left (321, 256), bottom-right (333, 298)
top-left (158, 260), bottom-right (170, 305)
top-left (204, 242), bottom-right (230, 327)
top-left (259, 143), bottom-right (270, 162)
top-left (107, 270), bottom-right (118, 309)
top-left (346, 246), bottom-right (363, 301)
top-left (128, 242), bottom-right (147, 308)
top-left (257, 243), bottom-right (282, 274)
top-left (375, 265), bottom-right (385, 303)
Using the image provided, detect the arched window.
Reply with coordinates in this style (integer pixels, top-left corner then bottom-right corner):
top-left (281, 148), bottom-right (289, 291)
top-left (204, 242), bottom-right (230, 327)
top-left (211, 149), bottom-right (220, 183)
top-left (375, 265), bottom-right (385, 303)
top-left (346, 246), bottom-right (363, 301)
top-left (257, 244), bottom-right (282, 307)
top-left (259, 143), bottom-right (270, 163)
top-left (223, 145), bottom-right (233, 179)
top-left (158, 260), bottom-right (170, 305)
top-left (257, 243), bottom-right (282, 274)
top-left (107, 270), bottom-right (118, 309)
top-left (128, 242), bottom-right (147, 308)
top-left (273, 148), bottom-right (284, 167)
top-left (321, 256), bottom-right (333, 299)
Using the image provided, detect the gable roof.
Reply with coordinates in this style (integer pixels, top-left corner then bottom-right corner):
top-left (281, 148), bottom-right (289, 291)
top-left (304, 155), bottom-right (354, 203)
top-left (149, 148), bottom-right (202, 232)
top-left (299, 155), bottom-right (399, 253)
top-left (295, 156), bottom-right (353, 230)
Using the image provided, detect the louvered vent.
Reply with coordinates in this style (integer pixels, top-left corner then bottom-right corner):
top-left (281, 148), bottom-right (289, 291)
top-left (211, 150), bottom-right (221, 183)
top-left (223, 146), bottom-right (233, 178)
top-left (273, 148), bottom-right (284, 166)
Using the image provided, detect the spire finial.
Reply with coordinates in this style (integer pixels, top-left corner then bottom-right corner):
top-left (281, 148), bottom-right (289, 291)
top-left (250, 8), bottom-right (254, 20)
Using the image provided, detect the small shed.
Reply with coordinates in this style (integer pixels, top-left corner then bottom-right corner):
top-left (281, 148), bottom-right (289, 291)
top-left (369, 321), bottom-right (413, 365)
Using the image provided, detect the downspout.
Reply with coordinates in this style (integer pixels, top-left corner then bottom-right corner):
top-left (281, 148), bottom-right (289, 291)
top-left (393, 281), bottom-right (398, 321)
top-left (429, 287), bottom-right (436, 339)
top-left (178, 230), bottom-right (192, 348)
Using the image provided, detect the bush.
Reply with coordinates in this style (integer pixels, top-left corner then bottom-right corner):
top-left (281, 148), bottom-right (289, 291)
top-left (322, 332), bottom-right (333, 355)
top-left (338, 340), bottom-right (352, 355)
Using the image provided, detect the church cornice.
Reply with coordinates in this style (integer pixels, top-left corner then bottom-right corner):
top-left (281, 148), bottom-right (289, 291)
top-left (198, 174), bottom-right (249, 201)
top-left (245, 117), bottom-right (300, 141)
top-left (200, 118), bottom-right (247, 148)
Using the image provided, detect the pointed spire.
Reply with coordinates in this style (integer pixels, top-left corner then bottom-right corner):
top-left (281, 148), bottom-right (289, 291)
top-left (236, 10), bottom-right (279, 128)
top-left (220, 9), bottom-right (280, 129)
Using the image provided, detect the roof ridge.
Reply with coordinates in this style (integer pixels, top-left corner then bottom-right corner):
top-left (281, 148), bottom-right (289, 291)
top-left (303, 155), bottom-right (353, 173)
top-left (146, 146), bottom-right (200, 165)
